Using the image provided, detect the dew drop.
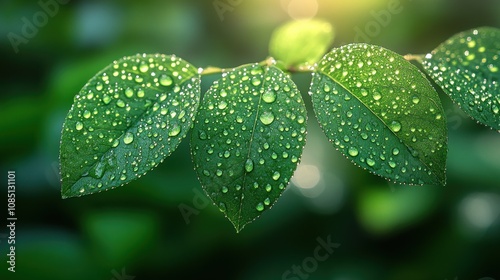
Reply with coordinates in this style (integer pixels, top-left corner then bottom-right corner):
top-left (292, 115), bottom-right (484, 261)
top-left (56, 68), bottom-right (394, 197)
top-left (251, 77), bottom-right (261, 86)
top-left (96, 82), bottom-right (103, 91)
top-left (75, 122), bottom-right (84, 131)
top-left (373, 92), bottom-right (382, 101)
top-left (412, 96), bottom-right (420, 104)
top-left (389, 121), bottom-right (402, 133)
top-left (139, 62), bottom-right (149, 73)
top-left (222, 186), bottom-right (229, 193)
top-left (160, 75), bottom-right (173, 86)
top-left (103, 95), bottom-right (111, 104)
top-left (264, 198), bottom-right (271, 206)
top-left (348, 147), bottom-right (359, 157)
top-left (392, 148), bottom-right (400, 156)
top-left (116, 99), bottom-right (126, 108)
top-left (198, 130), bottom-right (208, 140)
top-left (218, 101), bottom-right (228, 110)
top-left (366, 158), bottom-right (376, 167)
top-left (256, 203), bottom-right (264, 212)
top-left (260, 111), bottom-right (275, 125)
top-left (245, 159), bottom-right (254, 172)
top-left (493, 104), bottom-right (499, 114)
top-left (265, 184), bottom-right (272, 192)
top-left (272, 171), bottom-right (280, 181)
top-left (168, 124), bottom-right (181, 136)
top-left (125, 87), bottom-right (134, 98)
top-left (262, 91), bottom-right (276, 103)
top-left (137, 89), bottom-right (145, 98)
top-left (219, 203), bottom-right (227, 212)
top-left (123, 132), bottom-right (134, 144)
top-left (83, 110), bottom-right (91, 119)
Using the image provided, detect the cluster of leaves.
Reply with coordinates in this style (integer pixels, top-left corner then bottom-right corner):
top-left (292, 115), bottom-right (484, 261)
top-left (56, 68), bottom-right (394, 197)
top-left (60, 19), bottom-right (500, 232)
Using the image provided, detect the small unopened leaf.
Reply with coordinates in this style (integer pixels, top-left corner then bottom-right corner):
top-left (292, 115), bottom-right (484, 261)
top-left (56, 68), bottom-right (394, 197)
top-left (60, 54), bottom-right (200, 198)
top-left (191, 64), bottom-right (307, 232)
top-left (420, 27), bottom-right (500, 131)
top-left (311, 44), bottom-right (447, 185)
top-left (269, 19), bottom-right (334, 68)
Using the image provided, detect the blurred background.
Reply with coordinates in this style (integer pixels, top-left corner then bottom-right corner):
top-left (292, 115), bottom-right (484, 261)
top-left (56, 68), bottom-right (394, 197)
top-left (1, 0), bottom-right (500, 279)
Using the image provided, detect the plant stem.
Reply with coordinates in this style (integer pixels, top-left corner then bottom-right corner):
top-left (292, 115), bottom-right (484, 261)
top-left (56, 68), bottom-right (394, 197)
top-left (200, 57), bottom-right (316, 76)
top-left (404, 54), bottom-right (426, 63)
top-left (200, 66), bottom-right (226, 76)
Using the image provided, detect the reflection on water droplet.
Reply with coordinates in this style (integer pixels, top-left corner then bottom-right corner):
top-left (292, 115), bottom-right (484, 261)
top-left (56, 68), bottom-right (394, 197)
top-left (103, 95), bottom-right (111, 104)
top-left (160, 75), bottom-right (173, 86)
top-left (222, 186), bottom-right (228, 193)
top-left (219, 203), bottom-right (226, 212)
top-left (366, 158), bottom-right (375, 167)
top-left (264, 197), bottom-right (271, 206)
top-left (245, 159), bottom-right (254, 172)
top-left (373, 92), bottom-right (382, 101)
top-left (251, 77), bottom-right (261, 86)
top-left (218, 101), bottom-right (228, 110)
top-left (492, 105), bottom-right (499, 114)
top-left (139, 62), bottom-right (149, 73)
top-left (123, 132), bottom-right (134, 144)
top-left (116, 99), bottom-right (126, 108)
top-left (392, 148), bottom-right (400, 156)
top-left (169, 125), bottom-right (181, 136)
top-left (412, 96), bottom-right (420, 104)
top-left (76, 122), bottom-right (84, 131)
top-left (272, 171), bottom-right (280, 181)
top-left (260, 111), bottom-right (275, 125)
top-left (198, 130), bottom-right (207, 140)
top-left (256, 203), bottom-right (264, 212)
top-left (348, 147), bottom-right (359, 157)
top-left (125, 88), bottom-right (134, 98)
top-left (389, 121), bottom-right (402, 133)
top-left (96, 82), bottom-right (103, 91)
top-left (83, 110), bottom-right (91, 119)
top-left (265, 184), bottom-right (272, 192)
top-left (262, 91), bottom-right (276, 103)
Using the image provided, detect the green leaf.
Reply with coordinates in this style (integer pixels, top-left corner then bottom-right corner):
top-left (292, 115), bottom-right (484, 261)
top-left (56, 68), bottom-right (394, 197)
top-left (420, 27), bottom-right (500, 131)
top-left (310, 44), bottom-right (447, 185)
top-left (60, 54), bottom-right (200, 198)
top-left (269, 19), bottom-right (334, 68)
top-left (191, 64), bottom-right (307, 232)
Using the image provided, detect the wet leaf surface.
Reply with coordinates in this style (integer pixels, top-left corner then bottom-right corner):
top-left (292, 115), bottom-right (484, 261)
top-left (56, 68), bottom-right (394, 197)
top-left (60, 54), bottom-right (200, 198)
top-left (311, 44), bottom-right (448, 185)
top-left (191, 64), bottom-right (307, 232)
top-left (421, 27), bottom-right (500, 131)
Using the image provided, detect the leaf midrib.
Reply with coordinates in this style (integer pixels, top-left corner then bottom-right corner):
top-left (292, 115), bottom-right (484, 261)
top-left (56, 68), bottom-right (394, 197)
top-left (235, 66), bottom-right (270, 231)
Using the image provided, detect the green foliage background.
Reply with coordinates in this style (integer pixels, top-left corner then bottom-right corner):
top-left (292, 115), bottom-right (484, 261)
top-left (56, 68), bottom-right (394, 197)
top-left (1, 0), bottom-right (499, 279)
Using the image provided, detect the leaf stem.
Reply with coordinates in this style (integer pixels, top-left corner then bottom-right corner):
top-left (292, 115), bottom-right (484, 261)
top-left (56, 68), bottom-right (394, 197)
top-left (200, 66), bottom-right (226, 76)
top-left (200, 57), bottom-right (317, 76)
top-left (404, 54), bottom-right (426, 63)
